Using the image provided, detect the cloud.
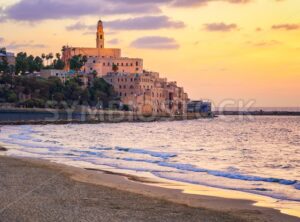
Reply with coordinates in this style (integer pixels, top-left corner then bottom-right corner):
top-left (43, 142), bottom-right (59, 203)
top-left (67, 16), bottom-right (185, 32)
top-left (247, 40), bottom-right (282, 47)
top-left (0, 37), bottom-right (4, 44)
top-left (2, 0), bottom-right (161, 22)
top-left (107, 39), bottom-right (119, 45)
top-left (1, 0), bottom-right (281, 23)
top-left (106, 16), bottom-right (185, 30)
top-left (171, 0), bottom-right (252, 7)
top-left (6, 42), bottom-right (46, 50)
top-left (130, 36), bottom-right (179, 49)
top-left (204, 23), bottom-right (238, 32)
top-left (66, 22), bottom-right (94, 31)
top-left (272, 24), bottom-right (300, 31)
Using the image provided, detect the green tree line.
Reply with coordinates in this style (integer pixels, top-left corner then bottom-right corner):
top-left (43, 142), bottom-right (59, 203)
top-left (0, 73), bottom-right (117, 109)
top-left (0, 48), bottom-right (65, 75)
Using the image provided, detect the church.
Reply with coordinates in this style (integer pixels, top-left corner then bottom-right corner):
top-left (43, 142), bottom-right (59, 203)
top-left (62, 20), bottom-right (189, 114)
top-left (62, 20), bottom-right (143, 76)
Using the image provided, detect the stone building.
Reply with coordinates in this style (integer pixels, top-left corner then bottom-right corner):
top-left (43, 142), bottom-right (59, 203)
top-left (103, 71), bottom-right (189, 114)
top-left (62, 20), bottom-right (189, 114)
top-left (62, 20), bottom-right (143, 76)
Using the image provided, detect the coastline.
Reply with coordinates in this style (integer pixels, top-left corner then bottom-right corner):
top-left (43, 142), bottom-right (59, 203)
top-left (0, 108), bottom-right (212, 125)
top-left (0, 154), bottom-right (299, 222)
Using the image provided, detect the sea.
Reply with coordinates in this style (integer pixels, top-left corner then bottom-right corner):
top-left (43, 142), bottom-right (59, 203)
top-left (0, 116), bottom-right (300, 208)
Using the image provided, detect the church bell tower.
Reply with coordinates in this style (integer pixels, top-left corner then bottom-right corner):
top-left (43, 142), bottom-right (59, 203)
top-left (96, 20), bottom-right (104, 49)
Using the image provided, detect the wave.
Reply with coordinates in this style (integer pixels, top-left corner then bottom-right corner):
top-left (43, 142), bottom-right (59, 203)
top-left (157, 162), bottom-right (297, 186)
top-left (115, 146), bottom-right (177, 159)
top-left (152, 172), bottom-right (300, 202)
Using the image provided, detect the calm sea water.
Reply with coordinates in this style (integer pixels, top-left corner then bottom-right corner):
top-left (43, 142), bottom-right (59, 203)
top-left (0, 116), bottom-right (300, 202)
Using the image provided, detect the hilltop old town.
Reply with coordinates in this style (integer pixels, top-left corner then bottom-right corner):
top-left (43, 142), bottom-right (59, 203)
top-left (0, 21), bottom-right (211, 115)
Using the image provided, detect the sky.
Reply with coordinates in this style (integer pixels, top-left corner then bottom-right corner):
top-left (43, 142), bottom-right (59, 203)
top-left (0, 0), bottom-right (300, 108)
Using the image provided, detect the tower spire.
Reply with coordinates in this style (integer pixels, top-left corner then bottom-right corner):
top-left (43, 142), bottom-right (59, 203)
top-left (96, 20), bottom-right (104, 49)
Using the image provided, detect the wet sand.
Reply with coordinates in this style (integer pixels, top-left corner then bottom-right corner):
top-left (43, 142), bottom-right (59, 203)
top-left (0, 155), bottom-right (299, 222)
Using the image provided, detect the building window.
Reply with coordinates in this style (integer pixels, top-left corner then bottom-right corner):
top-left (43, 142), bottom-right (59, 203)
top-left (124, 93), bottom-right (127, 97)
top-left (124, 85), bottom-right (126, 89)
top-left (131, 78), bottom-right (133, 82)
top-left (119, 85), bottom-right (122, 89)
top-left (103, 63), bottom-right (105, 66)
top-left (100, 35), bottom-right (103, 39)
top-left (136, 61), bottom-right (139, 66)
top-left (131, 63), bottom-right (133, 66)
top-left (121, 63), bottom-right (124, 66)
top-left (136, 68), bottom-right (139, 71)
top-left (120, 92), bottom-right (122, 96)
top-left (93, 60), bottom-right (96, 63)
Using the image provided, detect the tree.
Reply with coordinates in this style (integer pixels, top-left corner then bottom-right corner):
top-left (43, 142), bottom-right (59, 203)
top-left (70, 55), bottom-right (85, 72)
top-left (112, 63), bottom-right (118, 72)
top-left (34, 56), bottom-right (44, 71)
top-left (27, 55), bottom-right (36, 73)
top-left (15, 52), bottom-right (29, 75)
top-left (48, 53), bottom-right (54, 66)
top-left (0, 57), bottom-right (9, 73)
top-left (61, 46), bottom-right (67, 53)
top-left (54, 59), bottom-right (65, 70)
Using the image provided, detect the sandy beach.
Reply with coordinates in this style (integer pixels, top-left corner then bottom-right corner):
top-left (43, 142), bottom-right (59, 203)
top-left (0, 153), bottom-right (299, 222)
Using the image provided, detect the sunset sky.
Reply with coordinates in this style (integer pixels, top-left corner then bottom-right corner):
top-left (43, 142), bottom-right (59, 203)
top-left (0, 0), bottom-right (300, 107)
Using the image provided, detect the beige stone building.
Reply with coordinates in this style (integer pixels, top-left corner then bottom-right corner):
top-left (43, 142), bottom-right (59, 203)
top-left (62, 20), bottom-right (189, 114)
top-left (103, 72), bottom-right (189, 114)
top-left (62, 20), bottom-right (143, 76)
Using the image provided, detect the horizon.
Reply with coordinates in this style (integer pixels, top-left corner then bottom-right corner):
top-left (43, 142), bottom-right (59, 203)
top-left (0, 0), bottom-right (300, 107)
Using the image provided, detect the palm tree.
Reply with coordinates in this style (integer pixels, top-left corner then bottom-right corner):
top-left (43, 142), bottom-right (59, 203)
top-left (41, 53), bottom-right (46, 66)
top-left (45, 54), bottom-right (50, 66)
top-left (56, 53), bottom-right (61, 60)
top-left (48, 53), bottom-right (54, 66)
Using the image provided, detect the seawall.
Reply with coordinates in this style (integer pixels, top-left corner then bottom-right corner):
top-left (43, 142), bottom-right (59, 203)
top-left (0, 108), bottom-right (210, 125)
